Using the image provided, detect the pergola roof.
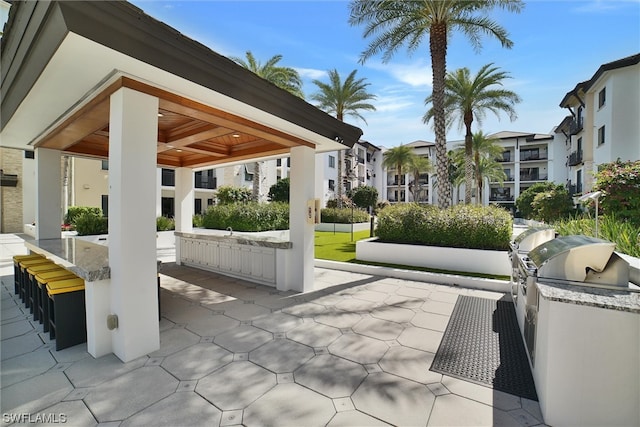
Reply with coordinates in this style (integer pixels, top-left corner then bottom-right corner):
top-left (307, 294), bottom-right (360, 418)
top-left (1, 0), bottom-right (362, 168)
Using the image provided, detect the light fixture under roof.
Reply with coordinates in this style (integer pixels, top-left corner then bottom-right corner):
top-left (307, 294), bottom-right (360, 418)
top-left (232, 133), bottom-right (240, 138)
top-left (157, 112), bottom-right (164, 117)
top-left (176, 149), bottom-right (182, 153)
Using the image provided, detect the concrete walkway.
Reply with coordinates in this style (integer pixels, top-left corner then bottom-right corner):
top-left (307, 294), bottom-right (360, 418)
top-left (1, 234), bottom-right (546, 426)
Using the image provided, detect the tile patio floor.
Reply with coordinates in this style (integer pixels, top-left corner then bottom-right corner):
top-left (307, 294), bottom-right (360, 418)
top-left (1, 234), bottom-right (546, 426)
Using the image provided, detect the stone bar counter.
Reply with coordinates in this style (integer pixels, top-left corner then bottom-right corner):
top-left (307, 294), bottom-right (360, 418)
top-left (174, 229), bottom-right (293, 289)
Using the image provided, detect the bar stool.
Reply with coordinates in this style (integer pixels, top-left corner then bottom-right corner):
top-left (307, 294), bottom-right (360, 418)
top-left (36, 270), bottom-right (78, 331)
top-left (13, 254), bottom-right (45, 295)
top-left (47, 278), bottom-right (86, 351)
top-left (26, 263), bottom-right (63, 320)
top-left (19, 258), bottom-right (53, 306)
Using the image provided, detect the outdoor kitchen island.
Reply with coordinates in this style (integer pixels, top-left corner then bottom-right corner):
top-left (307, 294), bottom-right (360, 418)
top-left (175, 229), bottom-right (293, 290)
top-left (512, 235), bottom-right (640, 426)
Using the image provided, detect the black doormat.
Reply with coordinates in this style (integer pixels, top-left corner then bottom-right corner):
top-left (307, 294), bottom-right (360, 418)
top-left (430, 295), bottom-right (538, 401)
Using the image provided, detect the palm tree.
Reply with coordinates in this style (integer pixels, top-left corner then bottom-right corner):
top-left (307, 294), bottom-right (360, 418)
top-left (310, 69), bottom-right (376, 206)
top-left (349, 0), bottom-right (524, 209)
top-left (423, 63), bottom-right (520, 204)
top-left (231, 51), bottom-right (304, 201)
top-left (382, 145), bottom-right (416, 202)
top-left (408, 155), bottom-right (434, 203)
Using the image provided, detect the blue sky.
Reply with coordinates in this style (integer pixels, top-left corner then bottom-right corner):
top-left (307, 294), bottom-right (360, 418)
top-left (131, 0), bottom-right (640, 147)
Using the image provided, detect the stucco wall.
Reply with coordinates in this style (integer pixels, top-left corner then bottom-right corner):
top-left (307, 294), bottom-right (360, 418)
top-left (0, 147), bottom-right (24, 232)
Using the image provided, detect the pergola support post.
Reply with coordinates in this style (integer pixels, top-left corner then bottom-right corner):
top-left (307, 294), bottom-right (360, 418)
top-left (35, 148), bottom-right (62, 240)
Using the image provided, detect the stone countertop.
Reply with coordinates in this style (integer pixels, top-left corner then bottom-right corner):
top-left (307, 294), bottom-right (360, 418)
top-left (24, 238), bottom-right (110, 282)
top-left (536, 280), bottom-right (640, 314)
top-left (175, 230), bottom-right (292, 249)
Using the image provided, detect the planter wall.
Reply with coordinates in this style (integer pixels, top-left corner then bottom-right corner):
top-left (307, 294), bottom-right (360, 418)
top-left (356, 237), bottom-right (510, 276)
top-left (315, 222), bottom-right (370, 233)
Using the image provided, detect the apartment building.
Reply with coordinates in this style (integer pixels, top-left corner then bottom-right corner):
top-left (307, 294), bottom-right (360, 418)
top-left (385, 140), bottom-right (435, 204)
top-left (557, 53), bottom-right (640, 196)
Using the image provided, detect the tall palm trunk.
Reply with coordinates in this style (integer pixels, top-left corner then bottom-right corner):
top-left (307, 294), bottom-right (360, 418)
top-left (252, 161), bottom-right (261, 202)
top-left (430, 22), bottom-right (451, 209)
top-left (464, 112), bottom-right (474, 204)
top-left (475, 149), bottom-right (482, 204)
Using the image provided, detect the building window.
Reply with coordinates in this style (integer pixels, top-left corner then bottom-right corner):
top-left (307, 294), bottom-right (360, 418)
top-left (194, 199), bottom-right (202, 214)
top-left (276, 158), bottom-right (282, 167)
top-left (598, 125), bottom-right (605, 145)
top-left (101, 195), bottom-right (109, 217)
top-left (328, 179), bottom-right (335, 191)
top-left (598, 87), bottom-right (606, 108)
top-left (195, 170), bottom-right (216, 189)
top-left (161, 168), bottom-right (175, 187)
top-left (24, 150), bottom-right (35, 159)
top-left (101, 160), bottom-right (109, 170)
top-left (328, 155), bottom-right (335, 168)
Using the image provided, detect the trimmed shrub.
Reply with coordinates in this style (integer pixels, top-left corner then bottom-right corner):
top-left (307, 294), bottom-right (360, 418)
top-left (268, 178), bottom-right (290, 202)
top-left (321, 207), bottom-right (370, 224)
top-left (202, 202), bottom-right (289, 231)
top-left (216, 186), bottom-right (252, 205)
top-left (193, 214), bottom-right (204, 228)
top-left (156, 216), bottom-right (175, 231)
top-left (74, 213), bottom-right (108, 236)
top-left (326, 195), bottom-right (353, 209)
top-left (594, 160), bottom-right (640, 225)
top-left (376, 204), bottom-right (512, 251)
top-left (515, 182), bottom-right (557, 219)
top-left (530, 186), bottom-right (574, 222)
top-left (65, 206), bottom-right (102, 225)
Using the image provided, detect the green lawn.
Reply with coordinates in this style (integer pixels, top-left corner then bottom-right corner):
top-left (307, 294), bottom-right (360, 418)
top-left (314, 230), bottom-right (510, 280)
top-left (314, 230), bottom-right (371, 262)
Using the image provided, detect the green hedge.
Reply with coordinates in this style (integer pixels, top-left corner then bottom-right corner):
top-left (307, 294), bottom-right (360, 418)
top-left (65, 206), bottom-right (102, 225)
top-left (202, 202), bottom-right (289, 231)
top-left (321, 208), bottom-right (370, 224)
top-left (74, 213), bottom-right (109, 236)
top-left (376, 204), bottom-right (512, 250)
top-left (156, 216), bottom-right (175, 231)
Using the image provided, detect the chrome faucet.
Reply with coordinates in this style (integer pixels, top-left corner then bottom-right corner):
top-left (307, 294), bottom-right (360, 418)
top-left (226, 226), bottom-right (233, 236)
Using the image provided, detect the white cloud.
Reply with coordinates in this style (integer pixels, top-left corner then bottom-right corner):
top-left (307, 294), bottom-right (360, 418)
top-left (366, 60), bottom-right (433, 88)
top-left (572, 0), bottom-right (626, 13)
top-left (295, 68), bottom-right (327, 80)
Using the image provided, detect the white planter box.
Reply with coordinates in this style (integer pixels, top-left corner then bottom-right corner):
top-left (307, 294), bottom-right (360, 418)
top-left (356, 237), bottom-right (510, 276)
top-left (315, 222), bottom-right (370, 233)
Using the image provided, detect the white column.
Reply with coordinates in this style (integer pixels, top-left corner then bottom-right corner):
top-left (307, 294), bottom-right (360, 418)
top-left (174, 167), bottom-right (193, 233)
top-left (288, 145), bottom-right (315, 292)
top-left (156, 168), bottom-right (162, 218)
top-left (35, 148), bottom-right (62, 240)
top-left (107, 87), bottom-right (159, 362)
top-left (314, 153), bottom-right (324, 201)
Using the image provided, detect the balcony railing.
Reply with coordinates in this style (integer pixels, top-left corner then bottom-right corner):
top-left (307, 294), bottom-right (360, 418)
top-left (489, 195), bottom-right (514, 202)
top-left (357, 156), bottom-right (365, 164)
top-left (568, 150), bottom-right (583, 166)
top-left (570, 118), bottom-right (583, 135)
top-left (195, 177), bottom-right (217, 190)
top-left (496, 153), bottom-right (512, 162)
top-left (520, 174), bottom-right (548, 182)
top-left (519, 154), bottom-right (548, 162)
top-left (387, 178), bottom-right (406, 186)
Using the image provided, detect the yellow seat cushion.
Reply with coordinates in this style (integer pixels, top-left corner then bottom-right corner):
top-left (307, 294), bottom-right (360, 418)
top-left (13, 254), bottom-right (45, 264)
top-left (20, 259), bottom-right (53, 271)
top-left (47, 278), bottom-right (85, 295)
top-left (27, 263), bottom-right (65, 276)
top-left (36, 270), bottom-right (77, 284)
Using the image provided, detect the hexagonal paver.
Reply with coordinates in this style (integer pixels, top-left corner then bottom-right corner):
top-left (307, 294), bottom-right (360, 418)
top-left (310, 294), bottom-right (345, 307)
top-left (396, 286), bottom-right (431, 299)
top-left (250, 339), bottom-right (314, 373)
top-left (411, 311), bottom-right (450, 332)
top-left (223, 303), bottom-right (272, 322)
top-left (162, 300), bottom-right (212, 324)
top-left (397, 326), bottom-right (443, 353)
top-left (251, 311), bottom-right (303, 333)
top-left (196, 361), bottom-right (276, 410)
top-left (383, 295), bottom-right (423, 309)
top-left (1, 349), bottom-right (56, 387)
top-left (428, 393), bottom-right (518, 426)
top-left (379, 346), bottom-right (442, 384)
top-left (327, 410), bottom-right (391, 426)
top-left (351, 290), bottom-right (388, 303)
top-left (149, 328), bottom-right (200, 357)
top-left (328, 334), bottom-right (388, 364)
top-left (429, 291), bottom-right (459, 304)
top-left (283, 302), bottom-right (328, 317)
top-left (84, 367), bottom-right (178, 422)
top-left (351, 372), bottom-right (435, 426)
top-left (366, 281), bottom-right (400, 294)
top-left (185, 314), bottom-right (240, 337)
top-left (65, 354), bottom-right (147, 388)
top-left (243, 383), bottom-right (335, 427)
top-left (254, 294), bottom-right (297, 310)
top-left (214, 325), bottom-right (272, 353)
top-left (121, 392), bottom-right (222, 427)
top-left (287, 322), bottom-right (341, 348)
top-left (421, 300), bottom-right (455, 316)
top-left (352, 316), bottom-right (404, 341)
top-left (161, 343), bottom-right (233, 380)
top-left (370, 305), bottom-right (415, 323)
top-left (314, 310), bottom-right (362, 329)
top-left (0, 371), bottom-right (72, 415)
top-left (335, 297), bottom-right (380, 313)
top-left (295, 354), bottom-right (367, 398)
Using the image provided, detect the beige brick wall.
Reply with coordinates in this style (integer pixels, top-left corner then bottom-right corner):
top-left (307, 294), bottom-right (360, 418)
top-left (0, 147), bottom-right (24, 233)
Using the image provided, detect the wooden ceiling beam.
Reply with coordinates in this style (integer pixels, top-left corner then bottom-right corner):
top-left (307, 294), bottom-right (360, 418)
top-left (182, 147), bottom-right (291, 168)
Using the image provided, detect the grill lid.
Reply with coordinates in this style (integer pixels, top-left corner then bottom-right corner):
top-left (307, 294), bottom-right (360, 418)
top-left (528, 235), bottom-right (628, 285)
top-left (512, 227), bottom-right (556, 252)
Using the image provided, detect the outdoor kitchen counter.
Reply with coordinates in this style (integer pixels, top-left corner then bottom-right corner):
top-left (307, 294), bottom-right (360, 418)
top-left (174, 230), bottom-right (292, 249)
top-left (536, 280), bottom-right (640, 314)
top-left (24, 238), bottom-right (110, 281)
